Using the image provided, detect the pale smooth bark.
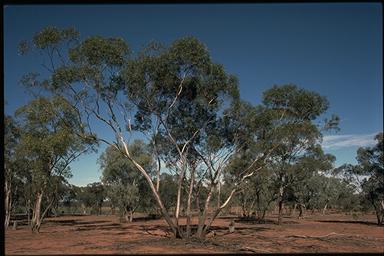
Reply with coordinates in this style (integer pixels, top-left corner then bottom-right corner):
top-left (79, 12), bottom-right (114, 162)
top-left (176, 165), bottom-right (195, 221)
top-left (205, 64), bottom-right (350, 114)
top-left (186, 165), bottom-right (195, 239)
top-left (217, 180), bottom-right (221, 209)
top-left (175, 158), bottom-right (187, 233)
top-left (156, 157), bottom-right (161, 192)
top-left (322, 203), bottom-right (328, 215)
top-left (5, 181), bottom-right (12, 230)
top-left (196, 185), bottom-right (214, 238)
top-left (203, 188), bottom-right (237, 234)
top-left (121, 139), bottom-right (182, 237)
top-left (31, 191), bottom-right (43, 233)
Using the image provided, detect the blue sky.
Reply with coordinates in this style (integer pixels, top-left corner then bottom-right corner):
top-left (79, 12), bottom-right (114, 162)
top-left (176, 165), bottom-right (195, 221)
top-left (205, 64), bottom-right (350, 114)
top-left (4, 3), bottom-right (382, 186)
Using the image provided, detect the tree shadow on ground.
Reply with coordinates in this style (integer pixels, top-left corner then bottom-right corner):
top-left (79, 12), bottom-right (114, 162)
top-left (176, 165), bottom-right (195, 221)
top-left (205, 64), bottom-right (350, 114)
top-left (317, 220), bottom-right (381, 227)
top-left (123, 224), bottom-right (271, 239)
top-left (47, 219), bottom-right (109, 226)
top-left (74, 223), bottom-right (123, 231)
top-left (132, 215), bottom-right (162, 222)
top-left (235, 217), bottom-right (299, 225)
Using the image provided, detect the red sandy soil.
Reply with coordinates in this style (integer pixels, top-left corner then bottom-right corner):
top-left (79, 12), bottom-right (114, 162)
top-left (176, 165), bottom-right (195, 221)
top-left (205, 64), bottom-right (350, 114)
top-left (5, 213), bottom-right (384, 254)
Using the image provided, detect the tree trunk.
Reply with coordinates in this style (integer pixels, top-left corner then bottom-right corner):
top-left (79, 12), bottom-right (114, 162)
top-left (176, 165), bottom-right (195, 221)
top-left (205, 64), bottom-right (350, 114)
top-left (111, 206), bottom-right (115, 215)
top-left (31, 191), bottom-right (44, 233)
top-left (372, 201), bottom-right (384, 225)
top-left (217, 180), bottom-right (221, 210)
top-left (126, 152), bottom-right (181, 238)
top-left (27, 209), bottom-right (31, 226)
top-left (196, 185), bottom-right (214, 238)
top-left (186, 165), bottom-right (195, 239)
top-left (255, 192), bottom-right (261, 219)
top-left (381, 200), bottom-right (384, 212)
top-left (156, 157), bottom-right (161, 192)
top-left (125, 206), bottom-right (134, 222)
top-left (292, 203), bottom-right (297, 216)
top-left (322, 203), bottom-right (328, 215)
top-left (26, 199), bottom-right (32, 226)
top-left (124, 211), bottom-right (134, 222)
top-left (379, 200), bottom-right (384, 225)
top-left (260, 209), bottom-right (267, 222)
top-left (298, 204), bottom-right (304, 219)
top-left (81, 203), bottom-right (87, 215)
top-left (52, 201), bottom-right (59, 217)
top-left (203, 188), bottom-right (237, 235)
top-left (374, 204), bottom-right (381, 225)
top-left (174, 159), bottom-right (187, 236)
top-left (124, 210), bottom-right (129, 222)
top-left (241, 197), bottom-right (248, 217)
top-left (278, 200), bottom-right (283, 225)
top-left (5, 180), bottom-right (12, 230)
top-left (129, 211), bottom-right (134, 222)
top-left (249, 199), bottom-right (256, 218)
top-left (277, 186), bottom-right (284, 225)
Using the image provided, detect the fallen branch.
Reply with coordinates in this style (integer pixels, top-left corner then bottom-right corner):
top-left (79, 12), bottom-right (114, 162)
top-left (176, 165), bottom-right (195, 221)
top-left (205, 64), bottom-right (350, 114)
top-left (240, 246), bottom-right (272, 253)
top-left (287, 232), bottom-right (339, 239)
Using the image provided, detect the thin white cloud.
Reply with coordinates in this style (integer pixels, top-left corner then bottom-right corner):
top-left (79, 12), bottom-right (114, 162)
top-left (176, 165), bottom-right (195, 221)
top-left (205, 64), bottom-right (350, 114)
top-left (322, 133), bottom-right (377, 150)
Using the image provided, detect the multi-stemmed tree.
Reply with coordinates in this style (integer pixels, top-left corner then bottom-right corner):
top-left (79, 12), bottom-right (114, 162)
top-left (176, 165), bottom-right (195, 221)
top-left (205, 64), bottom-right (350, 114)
top-left (19, 27), bottom-right (338, 238)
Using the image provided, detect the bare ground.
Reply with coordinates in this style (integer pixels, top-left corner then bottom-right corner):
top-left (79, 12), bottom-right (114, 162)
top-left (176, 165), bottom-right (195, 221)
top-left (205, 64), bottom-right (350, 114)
top-left (5, 212), bottom-right (384, 254)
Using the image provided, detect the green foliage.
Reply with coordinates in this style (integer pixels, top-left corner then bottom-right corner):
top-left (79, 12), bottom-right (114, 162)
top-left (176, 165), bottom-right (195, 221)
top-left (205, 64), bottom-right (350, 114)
top-left (358, 133), bottom-right (383, 223)
top-left (4, 115), bottom-right (20, 174)
top-left (4, 115), bottom-right (32, 213)
top-left (19, 27), bottom-right (355, 235)
top-left (158, 173), bottom-right (178, 211)
top-left (15, 97), bottom-right (80, 186)
top-left (69, 36), bottom-right (129, 67)
top-left (100, 140), bottom-right (155, 215)
top-left (236, 168), bottom-right (277, 219)
top-left (33, 26), bottom-right (79, 49)
top-left (122, 37), bottom-right (240, 152)
top-left (262, 84), bottom-right (329, 121)
top-left (77, 182), bottom-right (105, 214)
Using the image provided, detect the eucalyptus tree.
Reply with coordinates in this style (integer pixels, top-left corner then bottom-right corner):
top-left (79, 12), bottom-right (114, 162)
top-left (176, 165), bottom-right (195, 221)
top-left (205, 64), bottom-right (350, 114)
top-left (15, 96), bottom-right (96, 232)
top-left (224, 85), bottom-right (338, 224)
top-left (87, 182), bottom-right (106, 215)
top-left (259, 85), bottom-right (338, 224)
top-left (19, 27), bottom-right (338, 238)
top-left (233, 167), bottom-right (276, 221)
top-left (286, 147), bottom-right (335, 217)
top-left (46, 175), bottom-right (71, 216)
top-left (61, 184), bottom-right (78, 214)
top-left (357, 133), bottom-right (383, 225)
top-left (318, 176), bottom-right (346, 214)
top-left (100, 140), bottom-right (155, 221)
top-left (290, 173), bottom-right (340, 216)
top-left (19, 27), bottom-right (238, 238)
top-left (337, 133), bottom-right (383, 224)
